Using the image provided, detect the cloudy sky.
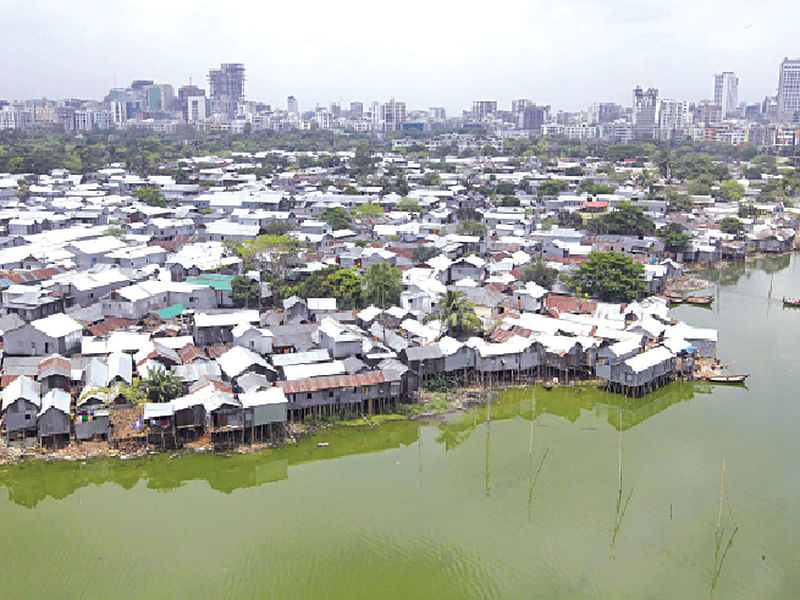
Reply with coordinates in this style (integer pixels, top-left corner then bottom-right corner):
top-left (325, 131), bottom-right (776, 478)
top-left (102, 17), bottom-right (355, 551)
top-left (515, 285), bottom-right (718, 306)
top-left (1, 0), bottom-right (797, 113)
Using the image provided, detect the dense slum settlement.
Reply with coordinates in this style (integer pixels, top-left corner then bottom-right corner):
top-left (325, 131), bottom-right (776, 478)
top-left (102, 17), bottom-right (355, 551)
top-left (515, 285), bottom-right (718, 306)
top-left (4, 142), bottom-right (788, 454)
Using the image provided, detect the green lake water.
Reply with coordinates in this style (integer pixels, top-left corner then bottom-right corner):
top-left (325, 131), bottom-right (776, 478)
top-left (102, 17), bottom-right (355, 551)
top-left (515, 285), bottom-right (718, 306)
top-left (1, 256), bottom-right (800, 598)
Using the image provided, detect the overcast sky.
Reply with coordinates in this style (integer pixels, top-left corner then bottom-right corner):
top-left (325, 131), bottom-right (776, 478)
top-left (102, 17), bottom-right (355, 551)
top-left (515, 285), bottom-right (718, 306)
top-left (1, 0), bottom-right (797, 113)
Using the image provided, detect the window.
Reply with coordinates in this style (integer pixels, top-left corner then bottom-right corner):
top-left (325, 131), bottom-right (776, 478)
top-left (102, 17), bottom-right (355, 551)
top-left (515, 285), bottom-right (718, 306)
top-left (328, 391), bottom-right (333, 398)
top-left (307, 393), bottom-right (312, 399)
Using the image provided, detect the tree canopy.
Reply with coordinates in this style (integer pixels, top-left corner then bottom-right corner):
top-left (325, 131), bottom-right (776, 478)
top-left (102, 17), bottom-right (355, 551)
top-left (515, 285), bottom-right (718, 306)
top-left (537, 179), bottom-right (569, 197)
top-left (456, 219), bottom-right (488, 237)
top-left (231, 275), bottom-right (261, 308)
top-left (426, 290), bottom-right (482, 339)
top-left (657, 222), bottom-right (691, 252)
top-left (131, 187), bottom-right (166, 207)
top-left (362, 263), bottom-right (402, 308)
top-left (720, 216), bottom-right (746, 235)
top-left (320, 206), bottom-right (351, 230)
top-left (521, 259), bottom-right (558, 289)
top-left (565, 252), bottom-right (648, 302)
top-left (586, 202), bottom-right (655, 236)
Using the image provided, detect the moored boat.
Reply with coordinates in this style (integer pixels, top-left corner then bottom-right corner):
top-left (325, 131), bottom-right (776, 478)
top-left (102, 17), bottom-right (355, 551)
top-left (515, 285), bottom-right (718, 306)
top-left (782, 297), bottom-right (800, 307)
top-left (705, 373), bottom-right (748, 383)
top-left (686, 295), bottom-right (713, 305)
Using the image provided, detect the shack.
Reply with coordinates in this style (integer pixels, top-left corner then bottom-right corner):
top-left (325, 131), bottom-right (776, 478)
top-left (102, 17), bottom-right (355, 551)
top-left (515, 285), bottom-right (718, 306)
top-left (1, 376), bottom-right (41, 439)
top-left (240, 388), bottom-right (288, 442)
top-left (37, 389), bottom-right (72, 447)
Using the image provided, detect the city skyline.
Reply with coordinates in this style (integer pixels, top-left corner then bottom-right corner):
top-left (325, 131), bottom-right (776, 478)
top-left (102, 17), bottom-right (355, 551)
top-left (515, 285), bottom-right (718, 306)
top-left (1, 0), bottom-right (798, 113)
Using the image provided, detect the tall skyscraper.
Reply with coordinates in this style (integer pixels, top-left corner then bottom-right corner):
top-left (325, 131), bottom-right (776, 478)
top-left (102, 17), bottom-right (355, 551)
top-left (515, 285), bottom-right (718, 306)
top-left (207, 63), bottom-right (245, 118)
top-left (657, 99), bottom-right (688, 140)
top-left (713, 72), bottom-right (739, 117)
top-left (382, 99), bottom-right (406, 131)
top-left (472, 100), bottom-right (497, 122)
top-left (632, 87), bottom-right (658, 140)
top-left (777, 57), bottom-right (800, 123)
top-left (287, 96), bottom-right (299, 114)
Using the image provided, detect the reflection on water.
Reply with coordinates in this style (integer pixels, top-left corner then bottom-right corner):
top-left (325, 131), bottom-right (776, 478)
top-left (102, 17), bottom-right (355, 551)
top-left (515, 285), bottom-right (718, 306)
top-left (0, 380), bottom-right (706, 509)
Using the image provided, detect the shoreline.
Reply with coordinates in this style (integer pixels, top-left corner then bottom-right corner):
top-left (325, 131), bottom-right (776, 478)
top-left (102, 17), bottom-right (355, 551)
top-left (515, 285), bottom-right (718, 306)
top-left (0, 381), bottom-right (601, 467)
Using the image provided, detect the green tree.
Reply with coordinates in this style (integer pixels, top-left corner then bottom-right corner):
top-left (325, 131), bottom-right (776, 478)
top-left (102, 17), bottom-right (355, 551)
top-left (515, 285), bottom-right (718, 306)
top-left (655, 147), bottom-right (675, 179)
top-left (320, 206), bottom-right (351, 230)
top-left (720, 216), bottom-right (746, 235)
top-left (657, 222), bottom-right (690, 252)
top-left (363, 263), bottom-right (402, 308)
top-left (537, 179), bottom-right (569, 196)
top-left (499, 195), bottom-right (520, 207)
top-left (351, 142), bottom-right (376, 176)
top-left (351, 202), bottom-right (384, 219)
top-left (231, 275), bottom-right (261, 308)
top-left (521, 259), bottom-right (558, 289)
top-left (412, 245), bottom-right (439, 264)
top-left (396, 197), bottom-right (422, 213)
top-left (713, 180), bottom-right (745, 203)
top-left (138, 368), bottom-right (185, 404)
top-left (564, 166), bottom-right (585, 176)
top-left (326, 268), bottom-right (363, 309)
top-left (558, 210), bottom-right (584, 229)
top-left (422, 172), bottom-right (441, 186)
top-left (586, 202), bottom-right (654, 236)
top-left (131, 187), bottom-right (166, 207)
top-left (456, 207), bottom-right (482, 221)
top-left (225, 235), bottom-right (307, 277)
top-left (456, 219), bottom-right (488, 237)
top-left (565, 252), bottom-right (648, 302)
top-left (425, 290), bottom-right (482, 338)
top-left (665, 189), bottom-right (694, 212)
top-left (262, 220), bottom-right (292, 235)
top-left (495, 181), bottom-right (516, 196)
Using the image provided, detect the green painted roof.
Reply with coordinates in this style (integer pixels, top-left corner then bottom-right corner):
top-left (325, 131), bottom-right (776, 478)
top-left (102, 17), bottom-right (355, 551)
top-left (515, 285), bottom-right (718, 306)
top-left (153, 303), bottom-right (186, 320)
top-left (185, 274), bottom-right (233, 291)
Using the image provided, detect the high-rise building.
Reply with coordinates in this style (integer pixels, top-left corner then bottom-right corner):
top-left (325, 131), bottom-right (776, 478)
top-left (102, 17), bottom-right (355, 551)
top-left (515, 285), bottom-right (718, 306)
top-left (657, 99), bottom-right (688, 140)
top-left (520, 105), bottom-right (549, 132)
top-left (693, 101), bottom-right (723, 126)
top-left (713, 72), bottom-right (739, 117)
top-left (472, 100), bottom-right (497, 122)
top-left (187, 97), bottom-right (207, 122)
top-left (349, 102), bottom-right (363, 117)
top-left (588, 102), bottom-right (622, 125)
top-left (632, 86), bottom-right (658, 140)
top-left (287, 96), bottom-right (299, 114)
top-left (208, 63), bottom-right (245, 118)
top-left (429, 107), bottom-right (446, 120)
top-left (777, 57), bottom-right (800, 123)
top-left (382, 99), bottom-right (406, 131)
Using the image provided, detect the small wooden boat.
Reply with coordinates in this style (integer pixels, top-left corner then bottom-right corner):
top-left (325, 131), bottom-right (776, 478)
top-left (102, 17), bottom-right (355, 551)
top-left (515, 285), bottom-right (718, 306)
top-left (705, 374), bottom-right (749, 383)
top-left (686, 295), bottom-right (713, 305)
top-left (782, 297), bottom-right (800, 307)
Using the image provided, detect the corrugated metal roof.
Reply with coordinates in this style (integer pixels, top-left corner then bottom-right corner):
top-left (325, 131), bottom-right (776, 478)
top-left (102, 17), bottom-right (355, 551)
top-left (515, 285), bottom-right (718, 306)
top-left (405, 345), bottom-right (443, 361)
top-left (276, 371), bottom-right (398, 394)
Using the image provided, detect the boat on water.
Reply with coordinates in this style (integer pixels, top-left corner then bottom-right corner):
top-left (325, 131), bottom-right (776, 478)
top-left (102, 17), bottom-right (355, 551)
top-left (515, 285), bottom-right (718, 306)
top-left (705, 373), bottom-right (749, 384)
top-left (782, 297), bottom-right (800, 307)
top-left (686, 295), bottom-right (713, 305)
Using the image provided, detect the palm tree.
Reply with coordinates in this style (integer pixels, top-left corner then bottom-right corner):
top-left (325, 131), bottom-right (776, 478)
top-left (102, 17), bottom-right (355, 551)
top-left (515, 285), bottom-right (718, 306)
top-left (426, 290), bottom-right (483, 339)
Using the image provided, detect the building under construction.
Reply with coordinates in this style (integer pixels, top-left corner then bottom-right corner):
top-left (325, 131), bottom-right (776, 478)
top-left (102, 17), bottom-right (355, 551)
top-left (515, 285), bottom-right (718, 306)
top-left (207, 63), bottom-right (245, 118)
